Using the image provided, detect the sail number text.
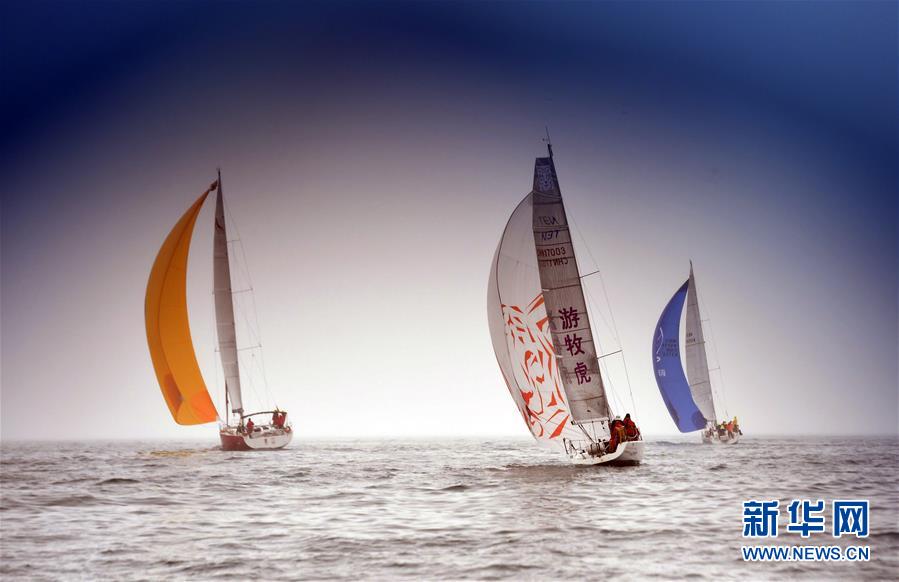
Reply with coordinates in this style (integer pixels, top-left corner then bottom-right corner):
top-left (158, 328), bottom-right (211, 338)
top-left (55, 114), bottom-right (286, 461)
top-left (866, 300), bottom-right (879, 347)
top-left (539, 229), bottom-right (562, 241)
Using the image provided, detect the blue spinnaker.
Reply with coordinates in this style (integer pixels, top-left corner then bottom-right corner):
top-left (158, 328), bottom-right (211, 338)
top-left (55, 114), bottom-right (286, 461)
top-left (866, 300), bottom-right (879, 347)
top-left (652, 280), bottom-right (707, 432)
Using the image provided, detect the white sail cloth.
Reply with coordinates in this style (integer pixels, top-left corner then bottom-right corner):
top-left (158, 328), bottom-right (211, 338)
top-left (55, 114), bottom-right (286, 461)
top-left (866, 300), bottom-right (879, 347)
top-left (531, 157), bottom-right (610, 423)
top-left (488, 194), bottom-right (583, 444)
top-left (685, 266), bottom-right (715, 423)
top-left (213, 181), bottom-right (244, 414)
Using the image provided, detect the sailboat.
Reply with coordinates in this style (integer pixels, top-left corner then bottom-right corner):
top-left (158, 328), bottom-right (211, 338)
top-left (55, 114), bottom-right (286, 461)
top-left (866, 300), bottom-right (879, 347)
top-left (144, 171), bottom-right (293, 451)
top-left (488, 142), bottom-right (645, 465)
top-left (652, 262), bottom-right (740, 444)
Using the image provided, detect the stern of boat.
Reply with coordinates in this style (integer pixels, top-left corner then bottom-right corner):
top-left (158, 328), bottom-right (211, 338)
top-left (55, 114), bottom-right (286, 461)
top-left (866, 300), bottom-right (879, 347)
top-left (219, 426), bottom-right (293, 451)
top-left (701, 432), bottom-right (740, 445)
top-left (568, 439), bottom-right (644, 466)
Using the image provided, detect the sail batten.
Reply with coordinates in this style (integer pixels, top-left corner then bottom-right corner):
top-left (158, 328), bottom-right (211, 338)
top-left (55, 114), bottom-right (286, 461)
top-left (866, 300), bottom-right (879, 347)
top-left (145, 189), bottom-right (217, 425)
top-left (212, 175), bottom-right (244, 414)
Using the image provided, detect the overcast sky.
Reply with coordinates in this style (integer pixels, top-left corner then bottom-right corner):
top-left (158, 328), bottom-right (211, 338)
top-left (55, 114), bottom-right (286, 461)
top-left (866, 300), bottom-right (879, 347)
top-left (2, 1), bottom-right (896, 440)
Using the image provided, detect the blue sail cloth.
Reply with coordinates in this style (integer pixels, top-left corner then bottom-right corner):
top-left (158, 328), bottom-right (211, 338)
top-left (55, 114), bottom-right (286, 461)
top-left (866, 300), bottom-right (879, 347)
top-left (652, 280), bottom-right (707, 432)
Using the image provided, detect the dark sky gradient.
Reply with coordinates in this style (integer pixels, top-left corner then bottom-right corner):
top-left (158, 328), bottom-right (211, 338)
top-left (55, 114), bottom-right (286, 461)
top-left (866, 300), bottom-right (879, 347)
top-left (4, 2), bottom-right (895, 156)
top-left (2, 1), bottom-right (896, 439)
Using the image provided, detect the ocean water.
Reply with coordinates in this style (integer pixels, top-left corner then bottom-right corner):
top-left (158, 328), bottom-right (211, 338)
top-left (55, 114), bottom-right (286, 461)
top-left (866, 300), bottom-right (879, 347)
top-left (1, 436), bottom-right (896, 581)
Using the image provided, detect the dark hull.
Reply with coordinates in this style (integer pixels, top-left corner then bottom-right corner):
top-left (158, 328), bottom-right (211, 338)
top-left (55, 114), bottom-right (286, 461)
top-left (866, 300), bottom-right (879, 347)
top-left (220, 432), bottom-right (252, 451)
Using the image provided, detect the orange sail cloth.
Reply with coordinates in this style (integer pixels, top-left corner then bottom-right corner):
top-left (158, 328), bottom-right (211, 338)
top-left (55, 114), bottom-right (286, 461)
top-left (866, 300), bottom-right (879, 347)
top-left (145, 187), bottom-right (218, 425)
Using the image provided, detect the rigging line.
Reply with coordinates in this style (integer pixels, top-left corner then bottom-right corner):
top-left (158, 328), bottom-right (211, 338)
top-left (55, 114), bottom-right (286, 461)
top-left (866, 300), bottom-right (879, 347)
top-left (248, 286), bottom-right (273, 402)
top-left (220, 186), bottom-right (265, 412)
top-left (235, 236), bottom-right (273, 404)
top-left (219, 193), bottom-right (252, 408)
top-left (698, 290), bottom-right (730, 418)
top-left (240, 350), bottom-right (263, 412)
top-left (583, 282), bottom-right (618, 359)
top-left (223, 195), bottom-right (274, 405)
top-left (560, 203), bottom-right (615, 335)
top-left (593, 330), bottom-right (626, 416)
top-left (594, 322), bottom-right (631, 415)
top-left (575, 421), bottom-right (596, 444)
top-left (581, 261), bottom-right (632, 413)
top-left (238, 304), bottom-right (266, 410)
top-left (576, 259), bottom-right (625, 413)
top-left (568, 211), bottom-right (638, 414)
top-left (696, 289), bottom-right (722, 416)
top-left (595, 269), bottom-right (636, 411)
top-left (583, 291), bottom-right (616, 408)
top-left (567, 212), bottom-right (622, 344)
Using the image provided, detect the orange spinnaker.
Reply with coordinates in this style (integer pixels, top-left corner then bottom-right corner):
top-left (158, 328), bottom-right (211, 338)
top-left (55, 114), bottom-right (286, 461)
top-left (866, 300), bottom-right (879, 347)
top-left (145, 191), bottom-right (217, 425)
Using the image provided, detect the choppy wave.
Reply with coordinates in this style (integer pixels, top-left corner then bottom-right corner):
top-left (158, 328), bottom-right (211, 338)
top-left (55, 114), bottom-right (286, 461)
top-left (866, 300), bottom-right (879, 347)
top-left (1, 437), bottom-right (897, 580)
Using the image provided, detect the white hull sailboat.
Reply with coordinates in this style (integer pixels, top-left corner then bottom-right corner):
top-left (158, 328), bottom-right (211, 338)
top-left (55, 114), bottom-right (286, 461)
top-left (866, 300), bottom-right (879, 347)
top-left (488, 141), bottom-right (643, 466)
top-left (652, 262), bottom-right (740, 445)
top-left (145, 172), bottom-right (292, 451)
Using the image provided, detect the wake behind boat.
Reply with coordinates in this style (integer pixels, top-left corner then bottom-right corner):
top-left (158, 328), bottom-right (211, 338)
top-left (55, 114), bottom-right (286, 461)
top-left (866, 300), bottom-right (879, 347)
top-left (488, 141), bottom-right (644, 466)
top-left (145, 172), bottom-right (292, 451)
top-left (652, 262), bottom-right (741, 444)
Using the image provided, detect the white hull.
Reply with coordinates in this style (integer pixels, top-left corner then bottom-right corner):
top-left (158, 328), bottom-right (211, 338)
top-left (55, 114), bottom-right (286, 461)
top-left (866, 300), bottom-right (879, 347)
top-left (245, 429), bottom-right (293, 450)
top-left (220, 426), bottom-right (293, 450)
top-left (702, 432), bottom-right (740, 445)
top-left (569, 440), bottom-right (645, 466)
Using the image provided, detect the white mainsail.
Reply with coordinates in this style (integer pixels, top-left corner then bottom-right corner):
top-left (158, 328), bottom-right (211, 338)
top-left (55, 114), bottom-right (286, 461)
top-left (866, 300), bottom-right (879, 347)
top-left (213, 174), bottom-right (244, 414)
top-left (684, 263), bottom-right (715, 423)
top-left (531, 154), bottom-right (610, 423)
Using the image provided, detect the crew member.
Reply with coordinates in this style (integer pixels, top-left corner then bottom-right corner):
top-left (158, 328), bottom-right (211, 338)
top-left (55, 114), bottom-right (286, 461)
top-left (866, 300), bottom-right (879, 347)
top-left (607, 416), bottom-right (626, 453)
top-left (623, 413), bottom-right (640, 441)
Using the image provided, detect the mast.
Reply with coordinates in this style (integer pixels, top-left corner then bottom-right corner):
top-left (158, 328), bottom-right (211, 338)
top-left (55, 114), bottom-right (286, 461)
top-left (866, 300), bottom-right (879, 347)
top-left (684, 261), bottom-right (716, 423)
top-left (531, 143), bottom-right (612, 431)
top-left (213, 170), bottom-right (245, 419)
top-left (545, 126), bottom-right (554, 159)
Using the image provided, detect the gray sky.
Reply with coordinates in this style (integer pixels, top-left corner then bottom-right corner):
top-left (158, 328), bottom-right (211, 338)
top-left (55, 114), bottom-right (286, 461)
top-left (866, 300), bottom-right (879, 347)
top-left (2, 1), bottom-right (896, 440)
